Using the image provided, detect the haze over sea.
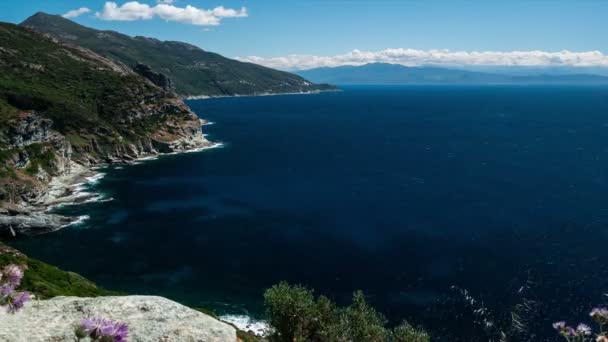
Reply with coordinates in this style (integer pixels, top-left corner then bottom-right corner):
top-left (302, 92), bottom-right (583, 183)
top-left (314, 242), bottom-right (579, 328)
top-left (12, 86), bottom-right (608, 339)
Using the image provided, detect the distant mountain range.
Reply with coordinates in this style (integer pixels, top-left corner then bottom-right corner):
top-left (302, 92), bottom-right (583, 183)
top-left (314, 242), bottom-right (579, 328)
top-left (295, 63), bottom-right (608, 85)
top-left (21, 12), bottom-right (334, 97)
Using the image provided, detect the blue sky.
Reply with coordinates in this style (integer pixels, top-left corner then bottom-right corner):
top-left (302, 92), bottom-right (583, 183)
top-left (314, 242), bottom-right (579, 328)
top-left (1, 0), bottom-right (607, 70)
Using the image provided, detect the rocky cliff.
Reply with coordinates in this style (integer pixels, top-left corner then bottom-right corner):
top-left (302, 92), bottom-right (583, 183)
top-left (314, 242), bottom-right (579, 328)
top-left (0, 22), bottom-right (212, 236)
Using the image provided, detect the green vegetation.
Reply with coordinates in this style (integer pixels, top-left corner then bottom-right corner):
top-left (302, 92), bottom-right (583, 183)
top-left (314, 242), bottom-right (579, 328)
top-left (0, 245), bottom-right (116, 298)
top-left (21, 12), bottom-right (335, 97)
top-left (0, 20), bottom-right (198, 193)
top-left (264, 282), bottom-right (429, 342)
top-left (23, 143), bottom-right (56, 175)
top-left (0, 22), bottom-right (165, 136)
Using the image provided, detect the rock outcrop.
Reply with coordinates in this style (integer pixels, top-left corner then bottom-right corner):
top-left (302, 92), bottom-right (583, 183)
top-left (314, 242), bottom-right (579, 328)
top-left (134, 63), bottom-right (174, 91)
top-left (0, 295), bottom-right (237, 341)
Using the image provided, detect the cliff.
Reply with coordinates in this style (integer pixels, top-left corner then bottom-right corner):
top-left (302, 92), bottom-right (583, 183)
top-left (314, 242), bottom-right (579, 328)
top-left (0, 22), bottom-right (212, 235)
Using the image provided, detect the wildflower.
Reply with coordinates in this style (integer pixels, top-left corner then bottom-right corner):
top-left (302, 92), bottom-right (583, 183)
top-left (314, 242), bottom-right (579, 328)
top-left (576, 323), bottom-right (592, 336)
top-left (7, 292), bottom-right (31, 313)
top-left (78, 317), bottom-right (129, 341)
top-left (591, 307), bottom-right (608, 325)
top-left (79, 316), bottom-right (108, 338)
top-left (100, 321), bottom-right (129, 342)
top-left (2, 265), bottom-right (23, 286)
top-left (0, 283), bottom-right (14, 297)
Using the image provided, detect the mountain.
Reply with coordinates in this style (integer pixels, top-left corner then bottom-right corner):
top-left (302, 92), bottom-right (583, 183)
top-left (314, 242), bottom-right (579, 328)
top-left (295, 63), bottom-right (608, 85)
top-left (21, 12), bottom-right (334, 97)
top-left (0, 22), bottom-right (211, 235)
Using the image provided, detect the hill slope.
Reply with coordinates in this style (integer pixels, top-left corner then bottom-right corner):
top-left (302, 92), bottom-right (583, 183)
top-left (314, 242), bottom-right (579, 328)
top-left (21, 12), bottom-right (334, 97)
top-left (0, 22), bottom-right (210, 234)
top-left (296, 63), bottom-right (608, 85)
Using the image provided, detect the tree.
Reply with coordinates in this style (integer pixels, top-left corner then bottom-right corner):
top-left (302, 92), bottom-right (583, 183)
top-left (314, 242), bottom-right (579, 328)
top-left (264, 282), bottom-right (430, 342)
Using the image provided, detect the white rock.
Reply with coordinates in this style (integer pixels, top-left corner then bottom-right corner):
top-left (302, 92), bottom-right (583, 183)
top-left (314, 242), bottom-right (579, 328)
top-left (0, 295), bottom-right (236, 342)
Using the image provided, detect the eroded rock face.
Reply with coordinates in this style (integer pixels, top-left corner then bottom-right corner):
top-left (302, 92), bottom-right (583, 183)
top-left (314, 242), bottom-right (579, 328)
top-left (134, 63), bottom-right (174, 91)
top-left (0, 295), bottom-right (237, 342)
top-left (3, 112), bottom-right (52, 147)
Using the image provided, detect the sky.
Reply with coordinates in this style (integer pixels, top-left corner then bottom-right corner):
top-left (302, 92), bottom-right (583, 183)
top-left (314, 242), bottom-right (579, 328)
top-left (1, 0), bottom-right (608, 70)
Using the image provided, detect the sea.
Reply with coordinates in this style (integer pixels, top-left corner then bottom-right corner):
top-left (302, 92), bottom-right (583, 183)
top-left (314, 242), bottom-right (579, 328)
top-left (11, 85), bottom-right (608, 340)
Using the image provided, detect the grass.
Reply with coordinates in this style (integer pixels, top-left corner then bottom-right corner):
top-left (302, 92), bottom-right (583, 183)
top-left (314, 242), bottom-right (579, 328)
top-left (0, 244), bottom-right (117, 298)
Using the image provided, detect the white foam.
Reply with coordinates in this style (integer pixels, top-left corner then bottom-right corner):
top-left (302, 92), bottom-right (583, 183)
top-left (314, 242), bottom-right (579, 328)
top-left (83, 195), bottom-right (113, 204)
top-left (219, 314), bottom-right (271, 337)
top-left (86, 173), bottom-right (106, 185)
top-left (137, 155), bottom-right (160, 161)
top-left (183, 142), bottom-right (224, 153)
top-left (164, 142), bottom-right (224, 156)
top-left (61, 215), bottom-right (90, 228)
top-left (203, 121), bottom-right (215, 126)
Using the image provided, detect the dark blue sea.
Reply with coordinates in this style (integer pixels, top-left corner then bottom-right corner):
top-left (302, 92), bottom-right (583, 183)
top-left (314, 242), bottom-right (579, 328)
top-left (11, 86), bottom-right (608, 340)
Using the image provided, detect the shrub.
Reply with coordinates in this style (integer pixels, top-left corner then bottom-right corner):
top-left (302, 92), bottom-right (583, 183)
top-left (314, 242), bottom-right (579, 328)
top-left (392, 321), bottom-right (430, 342)
top-left (263, 282), bottom-right (429, 342)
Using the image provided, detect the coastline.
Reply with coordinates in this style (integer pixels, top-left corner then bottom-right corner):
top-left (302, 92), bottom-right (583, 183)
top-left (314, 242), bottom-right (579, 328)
top-left (0, 133), bottom-right (223, 236)
top-left (39, 141), bottom-right (224, 228)
top-left (183, 88), bottom-right (341, 101)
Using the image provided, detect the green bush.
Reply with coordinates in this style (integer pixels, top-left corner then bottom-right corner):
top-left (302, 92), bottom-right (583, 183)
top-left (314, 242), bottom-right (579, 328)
top-left (264, 282), bottom-right (429, 342)
top-left (393, 321), bottom-right (430, 342)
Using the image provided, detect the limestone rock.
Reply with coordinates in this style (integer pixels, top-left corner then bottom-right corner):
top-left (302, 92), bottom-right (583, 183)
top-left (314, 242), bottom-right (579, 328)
top-left (0, 295), bottom-right (237, 342)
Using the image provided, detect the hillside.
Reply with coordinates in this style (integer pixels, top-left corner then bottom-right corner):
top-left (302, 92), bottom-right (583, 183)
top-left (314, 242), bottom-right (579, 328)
top-left (21, 12), bottom-right (335, 97)
top-left (296, 62), bottom-right (608, 85)
top-left (0, 22), bottom-right (211, 235)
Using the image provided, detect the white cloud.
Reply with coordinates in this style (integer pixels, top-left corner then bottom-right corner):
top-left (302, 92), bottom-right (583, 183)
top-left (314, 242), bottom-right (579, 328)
top-left (236, 48), bottom-right (608, 71)
top-left (62, 7), bottom-right (92, 19)
top-left (96, 1), bottom-right (247, 26)
top-left (156, 0), bottom-right (175, 3)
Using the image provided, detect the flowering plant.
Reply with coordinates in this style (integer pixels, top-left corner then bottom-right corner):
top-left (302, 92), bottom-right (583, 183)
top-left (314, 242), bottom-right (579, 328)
top-left (553, 306), bottom-right (608, 342)
top-left (75, 316), bottom-right (129, 342)
top-left (0, 264), bottom-right (31, 313)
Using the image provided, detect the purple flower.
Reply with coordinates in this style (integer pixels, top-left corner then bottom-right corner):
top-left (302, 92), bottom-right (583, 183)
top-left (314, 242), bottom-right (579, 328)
top-left (553, 321), bottom-right (566, 330)
top-left (0, 283), bottom-right (15, 297)
top-left (101, 321), bottom-right (129, 342)
top-left (7, 291), bottom-right (31, 313)
top-left (2, 265), bottom-right (23, 286)
top-left (79, 317), bottom-right (128, 341)
top-left (80, 316), bottom-right (108, 338)
top-left (576, 323), bottom-right (592, 336)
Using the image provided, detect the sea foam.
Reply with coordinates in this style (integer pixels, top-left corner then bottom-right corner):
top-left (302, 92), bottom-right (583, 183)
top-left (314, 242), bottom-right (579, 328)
top-left (61, 215), bottom-right (90, 228)
top-left (219, 314), bottom-right (271, 337)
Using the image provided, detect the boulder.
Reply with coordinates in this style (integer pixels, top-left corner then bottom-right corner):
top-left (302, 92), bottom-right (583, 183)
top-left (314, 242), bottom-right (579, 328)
top-left (0, 295), bottom-right (237, 342)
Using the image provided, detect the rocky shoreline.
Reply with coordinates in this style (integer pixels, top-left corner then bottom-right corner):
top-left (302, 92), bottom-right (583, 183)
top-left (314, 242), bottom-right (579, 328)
top-left (0, 116), bottom-right (216, 237)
